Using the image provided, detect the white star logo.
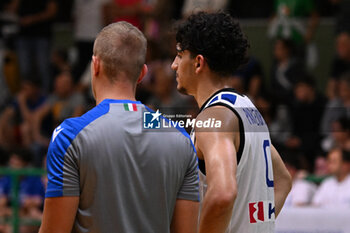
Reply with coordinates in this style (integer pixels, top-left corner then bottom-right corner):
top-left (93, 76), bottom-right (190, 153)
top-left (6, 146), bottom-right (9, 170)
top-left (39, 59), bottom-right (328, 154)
top-left (52, 125), bottom-right (64, 142)
top-left (151, 109), bottom-right (162, 122)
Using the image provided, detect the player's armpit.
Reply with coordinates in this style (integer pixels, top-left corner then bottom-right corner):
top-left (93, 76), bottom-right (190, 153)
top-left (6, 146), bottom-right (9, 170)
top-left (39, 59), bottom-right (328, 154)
top-left (195, 106), bottom-right (238, 233)
top-left (271, 144), bottom-right (292, 217)
top-left (170, 199), bottom-right (199, 233)
top-left (39, 196), bottom-right (79, 233)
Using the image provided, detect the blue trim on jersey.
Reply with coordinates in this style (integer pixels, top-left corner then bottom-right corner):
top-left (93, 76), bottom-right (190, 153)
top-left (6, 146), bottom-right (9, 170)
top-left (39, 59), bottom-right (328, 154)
top-left (221, 93), bottom-right (237, 105)
top-left (103, 99), bottom-right (141, 104)
top-left (208, 96), bottom-right (219, 105)
top-left (143, 106), bottom-right (196, 152)
top-left (46, 100), bottom-right (111, 198)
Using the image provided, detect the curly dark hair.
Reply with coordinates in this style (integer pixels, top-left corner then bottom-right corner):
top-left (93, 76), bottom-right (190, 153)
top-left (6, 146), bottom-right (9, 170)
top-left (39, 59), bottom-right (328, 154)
top-left (176, 12), bottom-right (249, 77)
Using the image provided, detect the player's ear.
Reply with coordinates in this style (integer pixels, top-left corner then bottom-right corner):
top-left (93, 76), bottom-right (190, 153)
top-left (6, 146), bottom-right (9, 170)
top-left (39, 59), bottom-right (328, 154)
top-left (137, 64), bottom-right (148, 84)
top-left (194, 55), bottom-right (205, 74)
top-left (92, 55), bottom-right (100, 77)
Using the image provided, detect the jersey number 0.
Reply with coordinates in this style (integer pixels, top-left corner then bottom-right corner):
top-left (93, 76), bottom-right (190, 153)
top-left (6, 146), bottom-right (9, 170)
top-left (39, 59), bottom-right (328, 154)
top-left (263, 140), bottom-right (274, 188)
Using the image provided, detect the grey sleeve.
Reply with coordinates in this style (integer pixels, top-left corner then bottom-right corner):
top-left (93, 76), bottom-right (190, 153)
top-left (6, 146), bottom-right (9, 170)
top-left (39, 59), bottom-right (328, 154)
top-left (177, 139), bottom-right (200, 202)
top-left (62, 147), bottom-right (80, 196)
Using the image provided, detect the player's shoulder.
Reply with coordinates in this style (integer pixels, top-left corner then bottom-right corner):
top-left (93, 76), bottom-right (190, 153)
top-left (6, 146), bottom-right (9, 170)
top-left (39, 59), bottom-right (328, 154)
top-left (199, 104), bottom-right (237, 116)
top-left (197, 104), bottom-right (238, 133)
top-left (202, 88), bottom-right (243, 109)
top-left (199, 88), bottom-right (248, 121)
top-left (48, 102), bottom-right (111, 153)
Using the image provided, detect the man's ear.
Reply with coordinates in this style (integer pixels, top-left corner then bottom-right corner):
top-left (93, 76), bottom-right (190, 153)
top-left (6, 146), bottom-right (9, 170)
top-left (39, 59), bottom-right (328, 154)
top-left (92, 55), bottom-right (100, 77)
top-left (195, 55), bottom-right (205, 74)
top-left (137, 64), bottom-right (148, 84)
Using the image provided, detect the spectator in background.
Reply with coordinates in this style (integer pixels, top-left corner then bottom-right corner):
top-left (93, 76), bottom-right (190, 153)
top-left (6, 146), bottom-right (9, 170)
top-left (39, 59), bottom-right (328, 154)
top-left (112, 0), bottom-right (144, 28)
top-left (286, 76), bottom-right (326, 172)
top-left (72, 0), bottom-right (110, 83)
top-left (322, 117), bottom-right (350, 153)
top-left (144, 0), bottom-right (178, 34)
top-left (32, 72), bottom-right (85, 148)
top-left (4, 79), bottom-right (47, 167)
top-left (0, 0), bottom-right (18, 52)
top-left (333, 32), bottom-right (350, 81)
top-left (267, 103), bottom-right (293, 152)
top-left (322, 72), bottom-right (350, 136)
top-left (146, 61), bottom-right (192, 116)
top-left (0, 79), bottom-right (46, 152)
top-left (312, 148), bottom-right (350, 208)
top-left (0, 149), bottom-right (45, 233)
top-left (268, 0), bottom-right (319, 68)
top-left (16, 80), bottom-right (46, 147)
top-left (0, 62), bottom-right (11, 113)
top-left (329, 0), bottom-right (350, 34)
top-left (181, 0), bottom-right (228, 18)
top-left (284, 152), bottom-right (317, 207)
top-left (326, 31), bottom-right (350, 100)
top-left (50, 48), bottom-right (70, 78)
top-left (138, 33), bottom-right (178, 104)
top-left (103, 0), bottom-right (152, 30)
top-left (0, 78), bottom-right (46, 139)
top-left (0, 0), bottom-right (20, 97)
top-left (16, 0), bottom-right (57, 92)
top-left (271, 38), bottom-right (305, 105)
top-left (232, 57), bottom-right (265, 102)
top-left (314, 155), bottom-right (329, 178)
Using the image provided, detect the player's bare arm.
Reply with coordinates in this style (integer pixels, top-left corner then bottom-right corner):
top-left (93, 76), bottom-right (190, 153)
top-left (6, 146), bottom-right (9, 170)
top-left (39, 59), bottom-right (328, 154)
top-left (39, 196), bottom-right (79, 233)
top-left (170, 199), bottom-right (199, 233)
top-left (196, 106), bottom-right (239, 233)
top-left (270, 145), bottom-right (292, 217)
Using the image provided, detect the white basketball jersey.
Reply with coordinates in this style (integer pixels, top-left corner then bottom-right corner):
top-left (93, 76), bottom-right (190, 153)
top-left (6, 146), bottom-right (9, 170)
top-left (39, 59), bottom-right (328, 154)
top-left (193, 88), bottom-right (275, 233)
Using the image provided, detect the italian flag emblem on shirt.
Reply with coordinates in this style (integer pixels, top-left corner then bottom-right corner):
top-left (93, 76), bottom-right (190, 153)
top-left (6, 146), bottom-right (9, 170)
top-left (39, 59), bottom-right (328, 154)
top-left (124, 103), bottom-right (138, 111)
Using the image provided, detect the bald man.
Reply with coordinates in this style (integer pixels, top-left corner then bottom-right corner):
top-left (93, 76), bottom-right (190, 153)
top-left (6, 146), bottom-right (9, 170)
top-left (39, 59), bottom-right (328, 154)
top-left (39, 22), bottom-right (199, 233)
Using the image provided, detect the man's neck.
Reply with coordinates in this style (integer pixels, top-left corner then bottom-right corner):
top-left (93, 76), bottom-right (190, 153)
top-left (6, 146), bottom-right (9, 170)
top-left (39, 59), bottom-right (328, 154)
top-left (194, 75), bottom-right (233, 108)
top-left (95, 80), bottom-right (136, 105)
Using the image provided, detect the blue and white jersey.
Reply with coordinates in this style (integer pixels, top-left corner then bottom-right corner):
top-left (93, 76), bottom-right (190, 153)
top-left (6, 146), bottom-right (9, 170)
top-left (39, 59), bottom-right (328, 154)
top-left (194, 88), bottom-right (275, 233)
top-left (46, 99), bottom-right (199, 233)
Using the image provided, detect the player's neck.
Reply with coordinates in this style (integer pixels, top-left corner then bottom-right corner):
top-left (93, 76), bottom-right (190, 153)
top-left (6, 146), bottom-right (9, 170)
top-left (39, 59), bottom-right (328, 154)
top-left (194, 75), bottom-right (233, 108)
top-left (95, 80), bottom-right (136, 105)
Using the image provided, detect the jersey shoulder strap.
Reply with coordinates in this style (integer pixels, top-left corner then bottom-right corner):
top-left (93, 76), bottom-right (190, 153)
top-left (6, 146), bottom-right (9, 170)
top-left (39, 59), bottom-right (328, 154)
top-left (199, 88), bottom-right (242, 113)
top-left (197, 88), bottom-right (245, 169)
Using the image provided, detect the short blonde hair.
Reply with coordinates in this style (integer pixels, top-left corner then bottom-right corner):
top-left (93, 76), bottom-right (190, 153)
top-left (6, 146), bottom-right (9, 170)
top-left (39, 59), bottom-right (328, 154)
top-left (93, 22), bottom-right (147, 82)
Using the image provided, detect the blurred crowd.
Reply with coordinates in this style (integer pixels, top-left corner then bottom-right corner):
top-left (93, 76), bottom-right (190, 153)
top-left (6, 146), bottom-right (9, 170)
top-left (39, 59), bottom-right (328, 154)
top-left (0, 0), bottom-right (349, 232)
